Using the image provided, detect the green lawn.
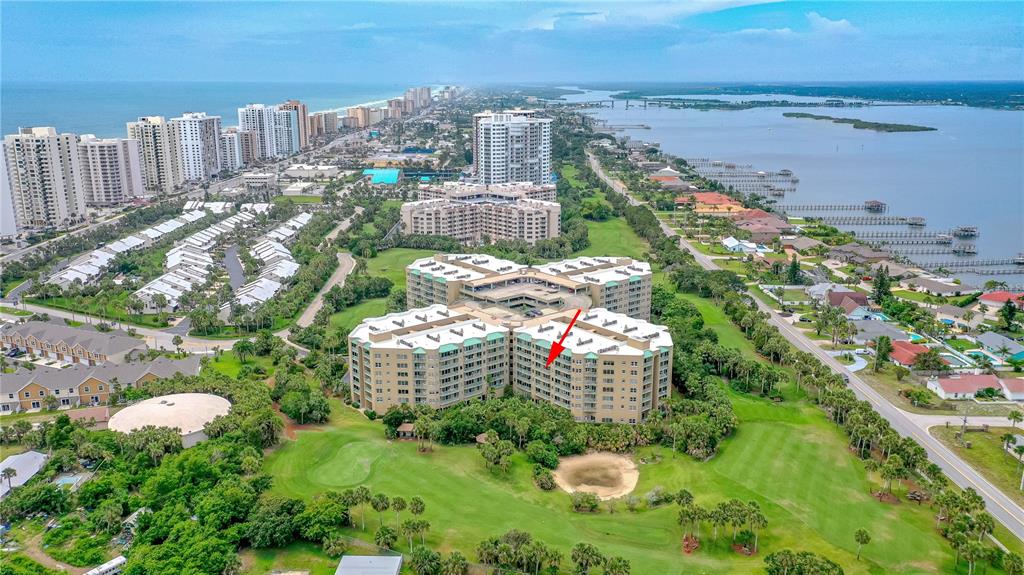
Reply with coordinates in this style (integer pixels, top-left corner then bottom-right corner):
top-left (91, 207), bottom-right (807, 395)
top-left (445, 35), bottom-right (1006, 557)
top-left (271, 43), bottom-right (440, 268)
top-left (25, 294), bottom-right (167, 328)
top-left (931, 426), bottom-right (1024, 508)
top-left (1, 278), bottom-right (27, 297)
top-left (328, 298), bottom-right (388, 332)
top-left (365, 248), bottom-right (435, 290)
top-left (946, 338), bottom-right (977, 353)
top-left (242, 541), bottom-right (338, 575)
top-left (264, 396), bottom-right (961, 574)
top-left (273, 195), bottom-right (323, 205)
top-left (0, 305), bottom-right (32, 316)
top-left (576, 219), bottom-right (649, 261)
top-left (207, 350), bottom-right (276, 379)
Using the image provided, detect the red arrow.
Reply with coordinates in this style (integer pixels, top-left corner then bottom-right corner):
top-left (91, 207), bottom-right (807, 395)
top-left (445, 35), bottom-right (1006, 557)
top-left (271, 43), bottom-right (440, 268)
top-left (546, 308), bottom-right (582, 368)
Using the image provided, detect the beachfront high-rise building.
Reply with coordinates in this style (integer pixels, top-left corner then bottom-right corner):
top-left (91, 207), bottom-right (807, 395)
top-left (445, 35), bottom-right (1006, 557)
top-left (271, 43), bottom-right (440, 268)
top-left (171, 112), bottom-right (222, 181)
top-left (473, 110), bottom-right (551, 185)
top-left (218, 129), bottom-right (244, 172)
top-left (308, 111), bottom-right (338, 137)
top-left (278, 100), bottom-right (309, 149)
top-left (274, 108), bottom-right (301, 156)
top-left (237, 104), bottom-right (278, 160)
top-left (416, 86), bottom-right (432, 109)
top-left (346, 106), bottom-right (369, 129)
top-left (127, 116), bottom-right (183, 194)
top-left (77, 135), bottom-right (144, 206)
top-left (0, 152), bottom-right (16, 237)
top-left (387, 98), bottom-right (404, 120)
top-left (2, 127), bottom-right (87, 230)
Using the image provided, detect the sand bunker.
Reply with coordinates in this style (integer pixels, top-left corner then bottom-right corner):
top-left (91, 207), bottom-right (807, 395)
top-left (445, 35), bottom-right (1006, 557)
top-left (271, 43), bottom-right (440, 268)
top-left (552, 452), bottom-right (639, 500)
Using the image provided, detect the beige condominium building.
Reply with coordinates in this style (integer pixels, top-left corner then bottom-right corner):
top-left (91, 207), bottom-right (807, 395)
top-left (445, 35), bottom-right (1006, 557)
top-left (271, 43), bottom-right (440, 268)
top-left (401, 197), bottom-right (559, 245)
top-left (351, 254), bottom-right (669, 423)
top-left (513, 308), bottom-right (672, 423)
top-left (406, 254), bottom-right (653, 320)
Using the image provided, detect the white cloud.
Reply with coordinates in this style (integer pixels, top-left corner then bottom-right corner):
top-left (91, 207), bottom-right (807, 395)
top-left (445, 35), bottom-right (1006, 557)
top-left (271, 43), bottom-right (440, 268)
top-left (806, 11), bottom-right (859, 36)
top-left (521, 1), bottom-right (775, 31)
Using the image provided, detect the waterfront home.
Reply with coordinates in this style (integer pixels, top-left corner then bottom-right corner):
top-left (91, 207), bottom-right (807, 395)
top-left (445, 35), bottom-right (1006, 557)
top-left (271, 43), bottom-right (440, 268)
top-left (0, 451), bottom-right (48, 498)
top-left (826, 290), bottom-right (869, 308)
top-left (935, 304), bottom-right (983, 331)
top-left (976, 332), bottom-right (1024, 361)
top-left (868, 261), bottom-right (915, 280)
top-left (851, 320), bottom-right (909, 345)
top-left (781, 236), bottom-right (825, 254)
top-left (890, 340), bottom-right (936, 367)
top-left (828, 243), bottom-right (890, 265)
top-left (927, 374), bottom-right (1004, 400)
top-left (0, 322), bottom-right (147, 366)
top-left (979, 291), bottom-right (1024, 317)
top-left (902, 277), bottom-right (980, 297)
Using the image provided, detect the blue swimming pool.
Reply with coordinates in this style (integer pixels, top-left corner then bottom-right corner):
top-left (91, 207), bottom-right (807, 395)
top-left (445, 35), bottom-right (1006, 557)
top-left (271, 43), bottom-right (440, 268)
top-left (907, 332), bottom-right (926, 343)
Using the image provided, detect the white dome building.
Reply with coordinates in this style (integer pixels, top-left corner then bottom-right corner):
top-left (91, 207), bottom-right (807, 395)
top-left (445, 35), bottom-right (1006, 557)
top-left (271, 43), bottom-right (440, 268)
top-left (109, 393), bottom-right (230, 447)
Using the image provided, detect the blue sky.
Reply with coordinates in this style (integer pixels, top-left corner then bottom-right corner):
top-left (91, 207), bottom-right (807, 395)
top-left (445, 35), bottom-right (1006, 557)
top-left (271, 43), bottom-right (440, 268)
top-left (2, 1), bottom-right (1021, 83)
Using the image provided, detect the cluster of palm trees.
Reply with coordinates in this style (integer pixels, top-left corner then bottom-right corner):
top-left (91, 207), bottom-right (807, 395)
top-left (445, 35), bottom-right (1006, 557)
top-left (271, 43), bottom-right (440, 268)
top-left (933, 488), bottom-right (1023, 574)
top-left (811, 303), bottom-right (856, 349)
top-left (694, 339), bottom-right (787, 396)
top-left (675, 490), bottom-right (768, 553)
top-left (475, 530), bottom-right (631, 575)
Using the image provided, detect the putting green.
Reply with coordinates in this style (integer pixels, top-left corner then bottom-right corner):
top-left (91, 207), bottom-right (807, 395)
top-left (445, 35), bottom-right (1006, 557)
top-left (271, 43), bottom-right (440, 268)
top-left (306, 441), bottom-right (387, 487)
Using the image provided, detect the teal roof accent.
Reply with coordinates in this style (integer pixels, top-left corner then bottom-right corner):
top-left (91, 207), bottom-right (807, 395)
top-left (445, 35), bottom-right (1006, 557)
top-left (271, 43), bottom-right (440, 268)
top-left (643, 350), bottom-right (653, 358)
top-left (434, 276), bottom-right (446, 283)
top-left (629, 275), bottom-right (641, 282)
top-left (411, 269), bottom-right (420, 276)
top-left (606, 281), bottom-right (619, 287)
top-left (585, 352), bottom-right (598, 359)
top-left (413, 347), bottom-right (426, 354)
top-left (439, 343), bottom-right (459, 353)
top-left (486, 332), bottom-right (505, 341)
top-left (517, 333), bottom-right (533, 341)
top-left (659, 346), bottom-right (671, 353)
top-left (363, 341), bottom-right (372, 349)
top-left (464, 337), bottom-right (482, 347)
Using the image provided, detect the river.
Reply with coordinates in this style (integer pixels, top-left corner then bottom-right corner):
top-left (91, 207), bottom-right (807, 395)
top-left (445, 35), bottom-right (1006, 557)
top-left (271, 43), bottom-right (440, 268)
top-left (562, 90), bottom-right (1024, 286)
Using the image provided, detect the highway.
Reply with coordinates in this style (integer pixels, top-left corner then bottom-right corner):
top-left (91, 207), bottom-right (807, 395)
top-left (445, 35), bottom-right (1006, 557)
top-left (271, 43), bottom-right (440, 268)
top-left (587, 151), bottom-right (1024, 542)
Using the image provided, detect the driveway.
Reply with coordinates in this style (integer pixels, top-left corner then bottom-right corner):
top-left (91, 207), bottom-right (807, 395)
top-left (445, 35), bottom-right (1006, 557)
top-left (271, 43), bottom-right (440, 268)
top-left (295, 252), bottom-right (355, 328)
top-left (828, 350), bottom-right (868, 372)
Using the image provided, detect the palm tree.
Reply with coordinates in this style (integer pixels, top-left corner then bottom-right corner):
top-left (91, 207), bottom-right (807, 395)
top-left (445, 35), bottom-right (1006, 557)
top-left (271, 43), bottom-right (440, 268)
top-left (374, 525), bottom-right (397, 549)
top-left (234, 339), bottom-right (255, 364)
top-left (854, 528), bottom-right (871, 560)
top-left (1, 467), bottom-right (16, 491)
top-left (571, 543), bottom-right (604, 575)
top-left (371, 493), bottom-right (390, 528)
top-left (1003, 434), bottom-right (1018, 452)
top-left (440, 550), bottom-right (468, 575)
top-left (604, 557), bottom-right (631, 575)
top-left (391, 496), bottom-right (407, 528)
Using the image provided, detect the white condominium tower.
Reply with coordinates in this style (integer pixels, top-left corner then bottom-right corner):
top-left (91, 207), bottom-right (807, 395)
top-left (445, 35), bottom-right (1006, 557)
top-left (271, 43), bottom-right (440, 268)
top-left (77, 135), bottom-right (144, 206)
top-left (2, 127), bottom-right (87, 230)
top-left (127, 116), bottom-right (182, 194)
top-left (218, 129), bottom-right (244, 172)
top-left (171, 112), bottom-right (222, 181)
top-left (278, 100), bottom-right (309, 149)
top-left (274, 107), bottom-right (301, 156)
top-left (473, 110), bottom-right (552, 185)
top-left (237, 104), bottom-right (278, 160)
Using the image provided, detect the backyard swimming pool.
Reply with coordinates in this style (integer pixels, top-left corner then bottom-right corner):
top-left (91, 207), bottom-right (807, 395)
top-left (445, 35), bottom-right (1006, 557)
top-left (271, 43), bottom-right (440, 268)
top-left (939, 352), bottom-right (971, 367)
top-left (907, 332), bottom-right (926, 343)
top-left (968, 349), bottom-right (1004, 365)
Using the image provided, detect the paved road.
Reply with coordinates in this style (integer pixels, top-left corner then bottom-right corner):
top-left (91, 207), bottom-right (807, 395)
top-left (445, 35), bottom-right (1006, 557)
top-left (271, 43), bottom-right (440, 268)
top-left (0, 212), bottom-right (131, 265)
top-left (588, 151), bottom-right (1024, 541)
top-left (295, 252), bottom-right (355, 328)
top-left (223, 245), bottom-right (246, 290)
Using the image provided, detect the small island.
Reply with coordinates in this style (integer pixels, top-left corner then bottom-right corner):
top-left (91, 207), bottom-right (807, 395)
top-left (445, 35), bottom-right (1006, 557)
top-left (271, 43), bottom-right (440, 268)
top-left (783, 112), bottom-right (937, 132)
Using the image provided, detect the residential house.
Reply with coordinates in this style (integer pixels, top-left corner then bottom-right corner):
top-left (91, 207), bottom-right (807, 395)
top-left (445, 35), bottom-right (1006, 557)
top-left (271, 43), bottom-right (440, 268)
top-left (781, 236), bottom-right (825, 254)
top-left (806, 283), bottom-right (854, 302)
top-left (0, 355), bottom-right (201, 414)
top-left (721, 236), bottom-right (770, 254)
top-left (935, 304), bottom-right (983, 331)
top-left (868, 261), bottom-right (915, 280)
top-left (851, 320), bottom-right (909, 345)
top-left (979, 291), bottom-right (1024, 317)
top-left (927, 374), bottom-right (1004, 400)
top-left (0, 322), bottom-right (147, 365)
top-left (0, 451), bottom-right (48, 498)
top-left (890, 340), bottom-right (938, 367)
top-left (828, 243), bottom-right (890, 265)
top-left (976, 332), bottom-right (1024, 361)
top-left (1001, 378), bottom-right (1024, 401)
top-left (903, 277), bottom-right (979, 297)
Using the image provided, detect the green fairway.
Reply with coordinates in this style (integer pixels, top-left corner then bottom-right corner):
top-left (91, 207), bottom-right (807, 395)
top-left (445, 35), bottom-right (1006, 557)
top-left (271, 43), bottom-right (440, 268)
top-left (207, 350), bottom-right (276, 379)
top-left (576, 219), bottom-right (649, 261)
top-left (264, 396), bottom-right (959, 575)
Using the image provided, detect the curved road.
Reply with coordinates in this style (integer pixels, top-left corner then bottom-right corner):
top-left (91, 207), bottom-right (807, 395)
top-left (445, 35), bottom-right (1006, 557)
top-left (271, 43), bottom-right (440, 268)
top-left (588, 151), bottom-right (1024, 541)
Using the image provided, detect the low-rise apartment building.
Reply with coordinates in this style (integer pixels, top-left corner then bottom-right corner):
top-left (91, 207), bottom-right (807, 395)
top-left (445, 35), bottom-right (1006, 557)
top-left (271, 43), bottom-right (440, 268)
top-left (0, 322), bottom-right (147, 365)
top-left (406, 254), bottom-right (653, 320)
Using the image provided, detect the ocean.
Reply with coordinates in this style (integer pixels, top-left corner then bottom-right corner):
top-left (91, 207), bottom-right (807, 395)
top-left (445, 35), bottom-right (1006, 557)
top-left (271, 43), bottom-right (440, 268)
top-left (562, 90), bottom-right (1024, 286)
top-left (1, 81), bottom-right (408, 138)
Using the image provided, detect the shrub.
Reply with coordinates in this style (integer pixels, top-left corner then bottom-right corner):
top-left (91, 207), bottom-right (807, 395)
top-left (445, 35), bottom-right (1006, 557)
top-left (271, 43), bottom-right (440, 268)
top-left (525, 440), bottom-right (559, 469)
top-left (645, 486), bottom-right (670, 508)
top-left (365, 410), bottom-right (377, 421)
top-left (532, 466), bottom-right (556, 490)
top-left (571, 492), bottom-right (600, 512)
